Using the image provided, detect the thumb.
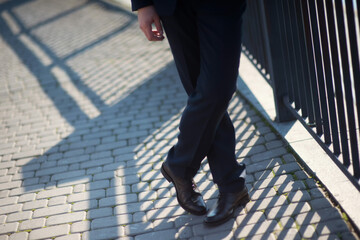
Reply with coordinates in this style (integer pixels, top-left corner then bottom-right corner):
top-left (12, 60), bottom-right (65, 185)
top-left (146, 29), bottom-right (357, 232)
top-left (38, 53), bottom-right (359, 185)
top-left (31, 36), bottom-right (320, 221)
top-left (153, 15), bottom-right (163, 36)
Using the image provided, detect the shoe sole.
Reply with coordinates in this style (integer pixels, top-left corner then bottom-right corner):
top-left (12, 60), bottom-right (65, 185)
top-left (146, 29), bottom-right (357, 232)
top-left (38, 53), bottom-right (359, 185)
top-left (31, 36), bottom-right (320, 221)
top-left (204, 189), bottom-right (250, 227)
top-left (161, 164), bottom-right (207, 216)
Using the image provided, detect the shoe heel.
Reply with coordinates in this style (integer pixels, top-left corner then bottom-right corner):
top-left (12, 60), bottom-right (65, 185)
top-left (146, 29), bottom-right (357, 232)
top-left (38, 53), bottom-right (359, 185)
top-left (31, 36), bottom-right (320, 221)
top-left (239, 193), bottom-right (250, 206)
top-left (161, 165), bottom-right (172, 183)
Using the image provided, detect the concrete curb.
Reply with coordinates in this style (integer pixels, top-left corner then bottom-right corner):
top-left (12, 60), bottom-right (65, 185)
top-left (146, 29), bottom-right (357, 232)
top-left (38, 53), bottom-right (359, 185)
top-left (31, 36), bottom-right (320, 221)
top-left (237, 52), bottom-right (360, 235)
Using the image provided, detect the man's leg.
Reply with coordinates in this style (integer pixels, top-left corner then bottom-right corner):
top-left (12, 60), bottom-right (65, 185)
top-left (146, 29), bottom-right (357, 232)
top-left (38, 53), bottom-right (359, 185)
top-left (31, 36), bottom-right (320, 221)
top-left (162, 1), bottom-right (246, 183)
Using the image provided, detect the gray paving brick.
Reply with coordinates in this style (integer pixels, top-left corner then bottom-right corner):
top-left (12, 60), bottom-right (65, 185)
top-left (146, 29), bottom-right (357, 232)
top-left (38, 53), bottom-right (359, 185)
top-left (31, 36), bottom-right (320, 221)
top-left (310, 197), bottom-right (333, 210)
top-left (0, 204), bottom-right (22, 214)
top-left (279, 216), bottom-right (297, 229)
top-left (287, 190), bottom-right (311, 203)
top-left (0, 196), bottom-right (18, 206)
top-left (6, 210), bottom-right (32, 222)
top-left (265, 202), bottom-right (311, 219)
top-left (250, 147), bottom-right (288, 163)
top-left (67, 189), bottom-right (105, 203)
top-left (0, 175), bottom-right (12, 183)
top-left (48, 196), bottom-right (67, 206)
top-left (99, 194), bottom-right (137, 207)
top-left (152, 218), bottom-right (175, 231)
top-left (298, 224), bottom-right (317, 239)
top-left (59, 155), bottom-right (89, 166)
top-left (0, 215), bottom-right (6, 224)
top-left (33, 204), bottom-right (71, 218)
top-left (252, 174), bottom-right (293, 190)
top-left (12, 149), bottom-right (42, 159)
top-left (134, 229), bottom-right (177, 240)
top-left (35, 166), bottom-right (68, 177)
top-left (93, 170), bottom-right (116, 181)
top-left (0, 222), bottom-right (18, 235)
top-left (57, 177), bottom-right (91, 188)
top-left (81, 226), bottom-right (125, 240)
top-left (236, 211), bottom-right (266, 226)
top-left (55, 234), bottom-right (81, 240)
top-left (72, 199), bottom-right (98, 211)
top-left (234, 220), bottom-right (280, 239)
top-left (246, 195), bottom-right (288, 212)
top-left (19, 218), bottom-right (46, 231)
top-left (247, 158), bottom-right (283, 174)
top-left (87, 207), bottom-right (113, 219)
top-left (0, 181), bottom-right (21, 191)
top-left (124, 222), bottom-right (153, 236)
top-left (64, 149), bottom-right (84, 158)
top-left (90, 151), bottom-right (112, 160)
top-left (105, 186), bottom-right (130, 197)
top-left (73, 184), bottom-right (86, 193)
top-left (91, 214), bottom-right (132, 229)
top-left (71, 220), bottom-right (90, 233)
top-left (80, 157), bottom-right (113, 169)
top-left (114, 201), bottom-right (154, 215)
top-left (18, 193), bottom-right (36, 203)
top-left (147, 205), bottom-right (186, 221)
top-left (249, 187), bottom-right (277, 200)
top-left (29, 224), bottom-right (70, 240)
top-left (204, 231), bottom-right (234, 240)
top-left (0, 190), bottom-right (10, 198)
top-left (9, 232), bottom-right (28, 240)
top-left (51, 170), bottom-right (86, 181)
top-left (192, 219), bottom-right (235, 236)
top-left (23, 199), bottom-right (48, 210)
top-left (276, 180), bottom-right (307, 194)
top-left (275, 228), bottom-right (302, 240)
top-left (37, 186), bottom-right (73, 199)
top-left (47, 212), bottom-right (86, 226)
top-left (133, 212), bottom-right (147, 223)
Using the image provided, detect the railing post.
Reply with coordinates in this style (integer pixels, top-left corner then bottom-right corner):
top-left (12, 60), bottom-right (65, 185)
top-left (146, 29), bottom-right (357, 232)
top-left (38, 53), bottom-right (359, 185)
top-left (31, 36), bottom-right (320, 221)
top-left (259, 0), bottom-right (295, 122)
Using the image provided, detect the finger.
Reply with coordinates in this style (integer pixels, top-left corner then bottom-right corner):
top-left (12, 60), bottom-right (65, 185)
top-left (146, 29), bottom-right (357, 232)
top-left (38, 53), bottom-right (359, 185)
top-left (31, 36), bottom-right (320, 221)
top-left (141, 24), bottom-right (154, 41)
top-left (153, 16), bottom-right (163, 36)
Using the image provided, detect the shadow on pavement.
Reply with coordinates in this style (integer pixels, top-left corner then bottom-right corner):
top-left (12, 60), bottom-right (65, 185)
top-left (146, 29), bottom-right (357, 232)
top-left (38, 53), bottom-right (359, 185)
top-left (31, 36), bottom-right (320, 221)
top-left (0, 0), bottom-right (356, 239)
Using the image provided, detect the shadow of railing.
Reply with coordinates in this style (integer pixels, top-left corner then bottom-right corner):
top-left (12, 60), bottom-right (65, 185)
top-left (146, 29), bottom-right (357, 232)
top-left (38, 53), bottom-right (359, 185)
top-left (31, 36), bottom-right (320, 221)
top-left (0, 0), bottom-right (355, 239)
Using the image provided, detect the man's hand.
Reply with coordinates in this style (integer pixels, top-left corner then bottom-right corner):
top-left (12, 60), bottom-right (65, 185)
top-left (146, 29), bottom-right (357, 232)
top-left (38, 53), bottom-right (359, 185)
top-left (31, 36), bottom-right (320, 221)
top-left (138, 5), bottom-right (164, 41)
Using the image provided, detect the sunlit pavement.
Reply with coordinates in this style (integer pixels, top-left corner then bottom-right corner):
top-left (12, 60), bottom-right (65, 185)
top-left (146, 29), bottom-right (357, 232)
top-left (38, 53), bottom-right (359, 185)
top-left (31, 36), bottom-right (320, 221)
top-left (0, 0), bottom-right (358, 239)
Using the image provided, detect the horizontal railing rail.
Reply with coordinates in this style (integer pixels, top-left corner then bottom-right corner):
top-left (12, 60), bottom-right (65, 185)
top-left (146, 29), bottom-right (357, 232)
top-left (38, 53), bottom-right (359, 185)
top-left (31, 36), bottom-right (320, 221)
top-left (242, 0), bottom-right (360, 188)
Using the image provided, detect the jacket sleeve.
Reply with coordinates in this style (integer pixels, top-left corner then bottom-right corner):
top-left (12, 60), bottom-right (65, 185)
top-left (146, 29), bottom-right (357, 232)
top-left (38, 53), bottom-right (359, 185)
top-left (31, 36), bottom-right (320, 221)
top-left (131, 0), bottom-right (154, 11)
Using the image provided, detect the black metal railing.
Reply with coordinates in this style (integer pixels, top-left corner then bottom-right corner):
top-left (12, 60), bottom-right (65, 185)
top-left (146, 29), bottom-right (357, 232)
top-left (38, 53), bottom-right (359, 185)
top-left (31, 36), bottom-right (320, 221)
top-left (242, 0), bottom-right (360, 187)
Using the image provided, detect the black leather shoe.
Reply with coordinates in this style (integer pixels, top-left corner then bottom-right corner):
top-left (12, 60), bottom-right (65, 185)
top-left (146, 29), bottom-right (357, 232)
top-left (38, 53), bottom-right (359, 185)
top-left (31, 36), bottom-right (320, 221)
top-left (204, 186), bottom-right (250, 226)
top-left (161, 162), bottom-right (207, 215)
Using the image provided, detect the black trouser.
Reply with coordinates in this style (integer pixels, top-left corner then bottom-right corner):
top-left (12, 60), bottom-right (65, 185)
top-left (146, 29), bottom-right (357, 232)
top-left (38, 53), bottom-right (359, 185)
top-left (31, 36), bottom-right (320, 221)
top-left (160, 0), bottom-right (246, 193)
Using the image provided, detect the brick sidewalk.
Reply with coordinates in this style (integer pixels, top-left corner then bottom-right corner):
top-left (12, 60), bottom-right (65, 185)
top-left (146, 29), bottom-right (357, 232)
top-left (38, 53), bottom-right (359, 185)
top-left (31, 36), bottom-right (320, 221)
top-left (0, 0), bottom-right (358, 239)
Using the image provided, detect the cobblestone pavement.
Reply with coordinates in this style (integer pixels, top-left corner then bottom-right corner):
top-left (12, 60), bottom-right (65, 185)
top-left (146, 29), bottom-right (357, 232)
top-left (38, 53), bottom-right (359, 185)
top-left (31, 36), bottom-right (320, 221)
top-left (0, 0), bottom-right (359, 239)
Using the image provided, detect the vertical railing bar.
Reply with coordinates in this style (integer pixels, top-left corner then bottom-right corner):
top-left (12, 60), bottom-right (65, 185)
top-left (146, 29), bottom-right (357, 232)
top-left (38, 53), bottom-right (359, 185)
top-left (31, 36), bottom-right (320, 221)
top-left (344, 0), bottom-right (360, 178)
top-left (283, 0), bottom-right (301, 110)
top-left (295, 0), bottom-right (315, 124)
top-left (250, 1), bottom-right (259, 67)
top-left (308, 0), bottom-right (332, 144)
top-left (253, 1), bottom-right (266, 72)
top-left (256, 0), bottom-right (270, 76)
top-left (289, 0), bottom-right (309, 118)
top-left (316, 0), bottom-right (341, 154)
top-left (325, 0), bottom-right (351, 166)
top-left (335, 0), bottom-right (359, 174)
top-left (301, 0), bottom-right (323, 135)
top-left (259, 0), bottom-right (295, 122)
top-left (278, 1), bottom-right (295, 104)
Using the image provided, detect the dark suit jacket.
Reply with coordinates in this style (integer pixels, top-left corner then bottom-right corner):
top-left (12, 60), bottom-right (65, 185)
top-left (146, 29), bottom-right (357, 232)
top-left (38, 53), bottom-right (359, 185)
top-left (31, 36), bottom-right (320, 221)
top-left (131, 0), bottom-right (177, 16)
top-left (131, 0), bottom-right (246, 16)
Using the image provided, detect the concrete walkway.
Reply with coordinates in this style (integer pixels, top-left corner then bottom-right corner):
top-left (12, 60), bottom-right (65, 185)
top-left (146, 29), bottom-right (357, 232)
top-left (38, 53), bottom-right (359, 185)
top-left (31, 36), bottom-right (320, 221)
top-left (0, 0), bottom-right (358, 239)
